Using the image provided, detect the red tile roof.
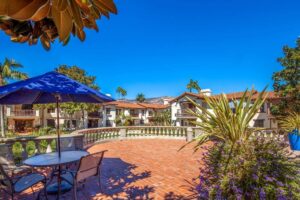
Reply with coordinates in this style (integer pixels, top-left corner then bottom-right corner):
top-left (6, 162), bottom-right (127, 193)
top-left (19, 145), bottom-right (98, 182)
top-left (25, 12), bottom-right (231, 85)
top-left (137, 103), bottom-right (169, 109)
top-left (103, 101), bottom-right (169, 109)
top-left (169, 92), bottom-right (206, 103)
top-left (170, 91), bottom-right (280, 103)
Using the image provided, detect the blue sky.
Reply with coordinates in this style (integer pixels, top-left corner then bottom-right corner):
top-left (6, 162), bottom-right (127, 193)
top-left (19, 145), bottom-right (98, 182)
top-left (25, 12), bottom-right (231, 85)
top-left (1, 0), bottom-right (300, 99)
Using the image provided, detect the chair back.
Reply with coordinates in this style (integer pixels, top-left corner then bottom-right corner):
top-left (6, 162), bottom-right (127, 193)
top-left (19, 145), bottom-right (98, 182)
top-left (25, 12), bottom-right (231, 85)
top-left (75, 151), bottom-right (107, 182)
top-left (0, 163), bottom-right (13, 193)
top-left (0, 144), bottom-right (15, 171)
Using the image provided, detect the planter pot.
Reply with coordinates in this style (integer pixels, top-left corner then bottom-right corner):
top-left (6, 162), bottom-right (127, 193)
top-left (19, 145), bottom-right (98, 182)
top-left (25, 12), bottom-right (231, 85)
top-left (288, 130), bottom-right (300, 150)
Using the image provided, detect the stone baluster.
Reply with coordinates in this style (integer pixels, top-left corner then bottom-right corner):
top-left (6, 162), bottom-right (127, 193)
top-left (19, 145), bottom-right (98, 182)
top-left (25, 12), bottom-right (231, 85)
top-left (119, 128), bottom-right (126, 140)
top-left (20, 141), bottom-right (28, 160)
top-left (46, 139), bottom-right (52, 153)
top-left (34, 140), bottom-right (41, 155)
top-left (187, 127), bottom-right (193, 142)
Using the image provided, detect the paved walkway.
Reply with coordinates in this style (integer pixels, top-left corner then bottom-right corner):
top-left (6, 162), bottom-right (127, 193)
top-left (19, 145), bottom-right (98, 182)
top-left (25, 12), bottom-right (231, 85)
top-left (14, 139), bottom-right (205, 200)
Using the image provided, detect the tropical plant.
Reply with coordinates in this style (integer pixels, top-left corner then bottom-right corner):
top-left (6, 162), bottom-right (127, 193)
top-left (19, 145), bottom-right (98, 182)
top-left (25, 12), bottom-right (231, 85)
top-left (116, 87), bottom-right (127, 99)
top-left (186, 79), bottom-right (201, 93)
top-left (136, 93), bottom-right (146, 103)
top-left (185, 88), bottom-right (267, 151)
top-left (0, 0), bottom-right (117, 50)
top-left (0, 58), bottom-right (28, 137)
top-left (152, 109), bottom-right (171, 126)
top-left (272, 38), bottom-right (300, 115)
top-left (115, 111), bottom-right (133, 126)
top-left (278, 112), bottom-right (300, 133)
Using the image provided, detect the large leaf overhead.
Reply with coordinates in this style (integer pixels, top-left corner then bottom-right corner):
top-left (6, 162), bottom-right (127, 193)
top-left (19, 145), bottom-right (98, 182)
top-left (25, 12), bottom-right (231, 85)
top-left (0, 0), bottom-right (117, 50)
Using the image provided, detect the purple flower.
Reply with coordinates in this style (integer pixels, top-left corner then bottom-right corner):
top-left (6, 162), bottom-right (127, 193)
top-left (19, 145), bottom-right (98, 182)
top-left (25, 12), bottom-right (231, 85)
top-left (276, 188), bottom-right (287, 200)
top-left (276, 181), bottom-right (284, 187)
top-left (259, 188), bottom-right (266, 200)
top-left (252, 174), bottom-right (259, 181)
top-left (264, 176), bottom-right (273, 182)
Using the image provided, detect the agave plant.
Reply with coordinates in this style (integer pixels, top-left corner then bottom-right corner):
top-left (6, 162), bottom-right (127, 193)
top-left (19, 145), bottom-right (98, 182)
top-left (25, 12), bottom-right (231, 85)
top-left (0, 0), bottom-right (117, 50)
top-left (278, 112), bottom-right (300, 133)
top-left (185, 88), bottom-right (268, 151)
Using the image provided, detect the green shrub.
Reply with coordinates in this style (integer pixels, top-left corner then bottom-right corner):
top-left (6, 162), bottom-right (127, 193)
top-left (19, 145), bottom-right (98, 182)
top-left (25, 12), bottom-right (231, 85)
top-left (197, 138), bottom-right (300, 199)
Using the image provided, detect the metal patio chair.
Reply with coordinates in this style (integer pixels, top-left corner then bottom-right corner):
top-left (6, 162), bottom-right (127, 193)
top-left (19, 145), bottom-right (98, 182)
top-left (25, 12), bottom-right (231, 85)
top-left (0, 163), bottom-right (48, 200)
top-left (0, 144), bottom-right (32, 177)
top-left (62, 150), bottom-right (107, 200)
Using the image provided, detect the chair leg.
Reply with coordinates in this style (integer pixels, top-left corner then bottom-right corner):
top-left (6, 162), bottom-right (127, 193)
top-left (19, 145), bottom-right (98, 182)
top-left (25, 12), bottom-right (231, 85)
top-left (98, 174), bottom-right (102, 192)
top-left (73, 181), bottom-right (77, 200)
top-left (43, 181), bottom-right (48, 200)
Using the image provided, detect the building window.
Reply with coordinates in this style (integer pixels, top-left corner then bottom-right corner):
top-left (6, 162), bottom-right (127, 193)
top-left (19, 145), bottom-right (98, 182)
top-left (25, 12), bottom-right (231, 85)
top-left (21, 104), bottom-right (33, 110)
top-left (106, 108), bottom-right (111, 115)
top-left (148, 111), bottom-right (153, 116)
top-left (140, 119), bottom-right (144, 125)
top-left (47, 108), bottom-right (55, 113)
top-left (259, 104), bottom-right (265, 113)
top-left (106, 120), bottom-right (112, 127)
top-left (47, 119), bottom-right (55, 128)
top-left (116, 109), bottom-right (121, 116)
top-left (130, 109), bottom-right (135, 115)
top-left (65, 120), bottom-right (77, 129)
top-left (254, 119), bottom-right (264, 128)
top-left (141, 110), bottom-right (145, 115)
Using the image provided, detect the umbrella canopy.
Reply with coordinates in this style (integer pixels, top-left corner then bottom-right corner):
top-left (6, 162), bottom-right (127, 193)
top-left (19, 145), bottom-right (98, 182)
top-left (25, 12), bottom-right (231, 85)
top-left (0, 71), bottom-right (114, 104)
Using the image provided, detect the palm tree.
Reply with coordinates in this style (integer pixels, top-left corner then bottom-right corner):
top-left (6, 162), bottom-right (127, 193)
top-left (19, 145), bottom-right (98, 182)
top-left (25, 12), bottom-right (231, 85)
top-left (0, 58), bottom-right (28, 137)
top-left (116, 87), bottom-right (127, 99)
top-left (186, 79), bottom-right (201, 93)
top-left (136, 93), bottom-right (146, 103)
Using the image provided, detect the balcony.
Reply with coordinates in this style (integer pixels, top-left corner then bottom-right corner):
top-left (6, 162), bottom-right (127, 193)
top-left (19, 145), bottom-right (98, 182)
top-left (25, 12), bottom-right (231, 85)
top-left (130, 113), bottom-right (140, 118)
top-left (88, 112), bottom-right (103, 118)
top-left (9, 110), bottom-right (37, 117)
top-left (175, 109), bottom-right (197, 118)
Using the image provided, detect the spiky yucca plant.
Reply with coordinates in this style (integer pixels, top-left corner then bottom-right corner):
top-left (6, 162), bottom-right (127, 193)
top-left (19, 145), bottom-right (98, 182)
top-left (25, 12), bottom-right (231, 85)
top-left (279, 112), bottom-right (300, 133)
top-left (186, 88), bottom-right (268, 151)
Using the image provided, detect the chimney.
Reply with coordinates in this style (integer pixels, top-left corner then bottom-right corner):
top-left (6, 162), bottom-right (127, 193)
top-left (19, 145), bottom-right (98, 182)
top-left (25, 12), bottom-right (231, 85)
top-left (200, 89), bottom-right (212, 96)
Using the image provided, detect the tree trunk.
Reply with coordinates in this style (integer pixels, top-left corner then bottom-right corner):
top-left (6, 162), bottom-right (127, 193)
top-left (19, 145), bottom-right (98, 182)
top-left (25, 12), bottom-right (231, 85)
top-left (0, 105), bottom-right (4, 137)
top-left (0, 77), bottom-right (5, 137)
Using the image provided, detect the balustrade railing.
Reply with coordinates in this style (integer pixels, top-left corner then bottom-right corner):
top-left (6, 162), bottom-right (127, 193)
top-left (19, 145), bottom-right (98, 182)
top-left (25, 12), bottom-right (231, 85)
top-left (0, 134), bottom-right (84, 164)
top-left (10, 110), bottom-right (36, 117)
top-left (0, 126), bottom-right (283, 164)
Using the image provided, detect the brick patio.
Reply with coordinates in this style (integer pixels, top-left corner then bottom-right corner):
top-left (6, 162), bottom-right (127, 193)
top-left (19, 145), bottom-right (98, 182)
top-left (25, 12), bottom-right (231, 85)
top-left (9, 139), bottom-right (206, 200)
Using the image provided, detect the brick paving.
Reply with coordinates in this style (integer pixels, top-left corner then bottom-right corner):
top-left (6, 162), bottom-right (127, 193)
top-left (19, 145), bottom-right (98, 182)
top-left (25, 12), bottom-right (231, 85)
top-left (4, 139), bottom-right (206, 200)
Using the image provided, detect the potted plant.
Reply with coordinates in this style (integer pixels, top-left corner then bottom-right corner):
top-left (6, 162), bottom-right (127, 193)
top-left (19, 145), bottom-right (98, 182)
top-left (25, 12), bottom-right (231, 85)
top-left (279, 112), bottom-right (300, 150)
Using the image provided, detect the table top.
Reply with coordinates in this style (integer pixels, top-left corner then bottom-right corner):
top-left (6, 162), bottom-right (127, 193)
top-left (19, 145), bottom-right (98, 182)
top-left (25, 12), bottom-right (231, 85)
top-left (23, 151), bottom-right (89, 167)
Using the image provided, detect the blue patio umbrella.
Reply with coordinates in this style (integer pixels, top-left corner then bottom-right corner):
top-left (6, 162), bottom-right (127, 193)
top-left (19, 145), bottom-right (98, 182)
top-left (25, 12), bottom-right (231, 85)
top-left (0, 71), bottom-right (114, 156)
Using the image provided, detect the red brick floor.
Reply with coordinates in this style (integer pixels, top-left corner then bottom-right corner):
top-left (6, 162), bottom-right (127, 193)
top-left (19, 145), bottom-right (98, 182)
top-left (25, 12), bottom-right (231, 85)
top-left (4, 139), bottom-right (206, 200)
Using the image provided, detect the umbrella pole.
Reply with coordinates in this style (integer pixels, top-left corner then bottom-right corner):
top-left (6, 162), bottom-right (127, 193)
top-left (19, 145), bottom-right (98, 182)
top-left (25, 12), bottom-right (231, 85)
top-left (56, 96), bottom-right (61, 158)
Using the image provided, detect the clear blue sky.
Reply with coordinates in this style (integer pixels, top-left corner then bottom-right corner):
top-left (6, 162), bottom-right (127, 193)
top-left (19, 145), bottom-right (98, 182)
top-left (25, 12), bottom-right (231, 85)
top-left (1, 0), bottom-right (300, 99)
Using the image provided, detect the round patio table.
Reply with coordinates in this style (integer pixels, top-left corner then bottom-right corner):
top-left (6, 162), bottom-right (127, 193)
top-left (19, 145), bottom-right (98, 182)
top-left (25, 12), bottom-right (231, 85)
top-left (24, 151), bottom-right (88, 198)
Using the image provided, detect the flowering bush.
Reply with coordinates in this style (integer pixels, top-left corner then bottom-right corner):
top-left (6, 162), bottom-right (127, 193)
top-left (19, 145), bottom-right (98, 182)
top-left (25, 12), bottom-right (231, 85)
top-left (197, 137), bottom-right (300, 199)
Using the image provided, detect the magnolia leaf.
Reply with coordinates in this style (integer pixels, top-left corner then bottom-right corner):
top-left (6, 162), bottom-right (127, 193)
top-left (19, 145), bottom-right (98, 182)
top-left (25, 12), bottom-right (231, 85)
top-left (93, 0), bottom-right (117, 14)
top-left (8, 0), bottom-right (48, 20)
top-left (75, 0), bottom-right (90, 13)
top-left (76, 28), bottom-right (86, 41)
top-left (40, 34), bottom-right (50, 50)
top-left (69, 0), bottom-right (83, 29)
top-left (31, 0), bottom-right (50, 21)
top-left (0, 0), bottom-right (9, 15)
top-left (51, 6), bottom-right (73, 41)
top-left (52, 0), bottom-right (69, 11)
